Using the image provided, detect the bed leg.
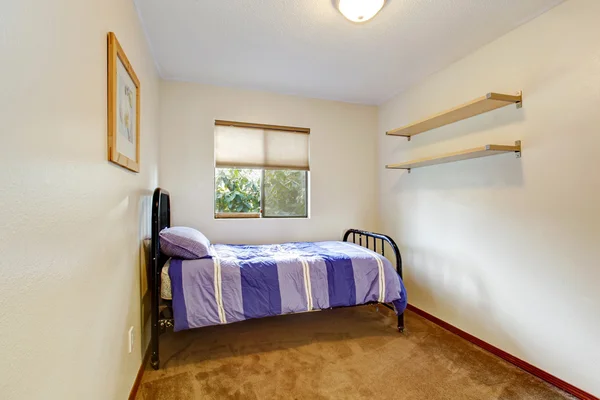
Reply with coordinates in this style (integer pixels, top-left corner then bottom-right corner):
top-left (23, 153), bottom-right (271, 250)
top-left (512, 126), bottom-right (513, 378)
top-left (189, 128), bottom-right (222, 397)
top-left (151, 336), bottom-right (159, 370)
top-left (150, 344), bottom-right (159, 370)
top-left (150, 320), bottom-right (160, 370)
top-left (398, 313), bottom-right (405, 333)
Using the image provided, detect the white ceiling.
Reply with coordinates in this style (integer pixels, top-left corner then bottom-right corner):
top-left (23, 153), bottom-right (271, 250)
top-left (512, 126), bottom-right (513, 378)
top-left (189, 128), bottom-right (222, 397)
top-left (134, 0), bottom-right (563, 105)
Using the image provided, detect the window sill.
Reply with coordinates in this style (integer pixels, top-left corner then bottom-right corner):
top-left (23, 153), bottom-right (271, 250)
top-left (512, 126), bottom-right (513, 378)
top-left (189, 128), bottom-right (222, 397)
top-left (215, 213), bottom-right (261, 219)
top-left (214, 213), bottom-right (309, 220)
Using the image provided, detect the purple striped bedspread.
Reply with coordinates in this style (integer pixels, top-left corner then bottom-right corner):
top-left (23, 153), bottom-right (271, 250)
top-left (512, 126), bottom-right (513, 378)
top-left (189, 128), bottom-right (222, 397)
top-left (168, 241), bottom-right (407, 332)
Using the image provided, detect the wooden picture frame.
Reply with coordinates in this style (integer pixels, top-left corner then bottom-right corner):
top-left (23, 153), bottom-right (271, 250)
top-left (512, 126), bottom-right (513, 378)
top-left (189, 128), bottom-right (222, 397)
top-left (107, 32), bottom-right (140, 172)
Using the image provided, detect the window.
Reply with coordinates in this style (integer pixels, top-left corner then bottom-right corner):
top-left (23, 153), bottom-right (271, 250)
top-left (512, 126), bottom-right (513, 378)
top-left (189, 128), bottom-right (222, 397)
top-left (214, 121), bottom-right (310, 218)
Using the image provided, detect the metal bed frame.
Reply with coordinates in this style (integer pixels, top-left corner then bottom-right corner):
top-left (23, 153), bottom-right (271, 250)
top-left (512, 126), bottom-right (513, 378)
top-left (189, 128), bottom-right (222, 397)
top-left (150, 188), bottom-right (404, 370)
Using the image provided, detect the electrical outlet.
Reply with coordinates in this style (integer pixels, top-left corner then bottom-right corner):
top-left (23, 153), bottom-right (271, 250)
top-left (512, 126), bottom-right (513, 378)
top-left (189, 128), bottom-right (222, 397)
top-left (128, 326), bottom-right (134, 354)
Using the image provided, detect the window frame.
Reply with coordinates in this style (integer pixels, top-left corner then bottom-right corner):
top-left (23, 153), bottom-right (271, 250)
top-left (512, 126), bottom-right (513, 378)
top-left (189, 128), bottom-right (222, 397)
top-left (213, 120), bottom-right (310, 220)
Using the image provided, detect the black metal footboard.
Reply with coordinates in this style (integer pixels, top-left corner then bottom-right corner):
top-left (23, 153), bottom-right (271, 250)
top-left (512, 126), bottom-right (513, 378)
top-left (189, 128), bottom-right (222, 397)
top-left (343, 229), bottom-right (405, 333)
top-left (149, 188), bottom-right (406, 371)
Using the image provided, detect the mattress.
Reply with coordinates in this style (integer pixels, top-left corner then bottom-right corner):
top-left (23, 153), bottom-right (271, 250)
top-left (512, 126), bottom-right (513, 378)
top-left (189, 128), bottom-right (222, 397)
top-left (164, 241), bottom-right (407, 331)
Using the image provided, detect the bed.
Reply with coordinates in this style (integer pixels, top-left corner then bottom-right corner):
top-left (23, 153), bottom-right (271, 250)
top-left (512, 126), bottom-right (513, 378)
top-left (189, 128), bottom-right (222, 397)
top-left (149, 188), bottom-right (407, 370)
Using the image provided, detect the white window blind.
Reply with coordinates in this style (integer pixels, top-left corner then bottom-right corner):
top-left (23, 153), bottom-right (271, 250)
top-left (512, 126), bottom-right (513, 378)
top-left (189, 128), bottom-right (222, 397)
top-left (214, 121), bottom-right (310, 171)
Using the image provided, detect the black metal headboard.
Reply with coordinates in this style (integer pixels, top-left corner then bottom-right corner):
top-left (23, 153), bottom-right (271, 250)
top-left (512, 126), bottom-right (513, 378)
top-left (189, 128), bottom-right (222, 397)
top-left (151, 187), bottom-right (170, 280)
top-left (150, 188), bottom-right (170, 368)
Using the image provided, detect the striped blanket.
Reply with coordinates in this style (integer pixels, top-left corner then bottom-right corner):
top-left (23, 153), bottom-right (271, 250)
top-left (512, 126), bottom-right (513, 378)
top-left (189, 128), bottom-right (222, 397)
top-left (168, 241), bottom-right (407, 332)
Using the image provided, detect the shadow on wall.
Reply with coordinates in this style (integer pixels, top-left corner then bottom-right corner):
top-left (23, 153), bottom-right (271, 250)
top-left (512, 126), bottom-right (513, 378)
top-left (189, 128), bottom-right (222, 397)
top-left (401, 244), bottom-right (522, 360)
top-left (389, 153), bottom-right (524, 191)
top-left (382, 153), bottom-right (526, 363)
top-left (389, 99), bottom-right (526, 153)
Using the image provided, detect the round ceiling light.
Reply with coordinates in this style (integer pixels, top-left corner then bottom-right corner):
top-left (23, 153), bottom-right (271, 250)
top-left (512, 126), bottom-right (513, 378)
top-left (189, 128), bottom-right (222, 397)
top-left (337, 0), bottom-right (386, 23)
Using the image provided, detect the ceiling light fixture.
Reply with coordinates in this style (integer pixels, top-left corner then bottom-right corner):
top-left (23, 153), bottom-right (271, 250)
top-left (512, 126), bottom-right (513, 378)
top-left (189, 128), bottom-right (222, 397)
top-left (337, 0), bottom-right (386, 23)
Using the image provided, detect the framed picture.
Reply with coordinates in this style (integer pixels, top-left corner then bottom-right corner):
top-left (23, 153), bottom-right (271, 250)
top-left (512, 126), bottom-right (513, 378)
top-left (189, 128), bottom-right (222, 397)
top-left (107, 32), bottom-right (140, 172)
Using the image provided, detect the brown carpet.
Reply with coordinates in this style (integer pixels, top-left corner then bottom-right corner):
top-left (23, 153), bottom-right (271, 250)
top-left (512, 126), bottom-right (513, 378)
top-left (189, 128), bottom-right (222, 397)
top-left (136, 307), bottom-right (574, 400)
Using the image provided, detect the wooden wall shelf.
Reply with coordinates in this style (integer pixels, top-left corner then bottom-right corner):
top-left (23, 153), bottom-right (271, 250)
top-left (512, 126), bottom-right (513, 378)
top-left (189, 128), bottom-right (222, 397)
top-left (386, 141), bottom-right (521, 172)
top-left (386, 92), bottom-right (522, 139)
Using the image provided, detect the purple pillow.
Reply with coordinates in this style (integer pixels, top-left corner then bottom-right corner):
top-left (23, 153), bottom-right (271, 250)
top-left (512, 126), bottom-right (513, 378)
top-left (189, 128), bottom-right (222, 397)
top-left (159, 227), bottom-right (212, 259)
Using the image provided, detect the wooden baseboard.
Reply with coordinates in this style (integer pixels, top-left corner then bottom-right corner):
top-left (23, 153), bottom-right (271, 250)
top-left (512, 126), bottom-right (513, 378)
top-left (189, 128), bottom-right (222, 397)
top-left (406, 304), bottom-right (598, 400)
top-left (128, 346), bottom-right (151, 400)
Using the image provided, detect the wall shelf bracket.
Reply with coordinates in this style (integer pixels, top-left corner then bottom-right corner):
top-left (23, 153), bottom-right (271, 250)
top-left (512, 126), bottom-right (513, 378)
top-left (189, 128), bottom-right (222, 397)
top-left (514, 140), bottom-right (522, 158)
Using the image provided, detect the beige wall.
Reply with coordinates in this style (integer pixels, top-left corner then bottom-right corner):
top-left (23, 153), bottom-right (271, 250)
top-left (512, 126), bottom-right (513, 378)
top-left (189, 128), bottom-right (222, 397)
top-left (0, 1), bottom-right (159, 399)
top-left (159, 81), bottom-right (379, 244)
top-left (378, 0), bottom-right (600, 395)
